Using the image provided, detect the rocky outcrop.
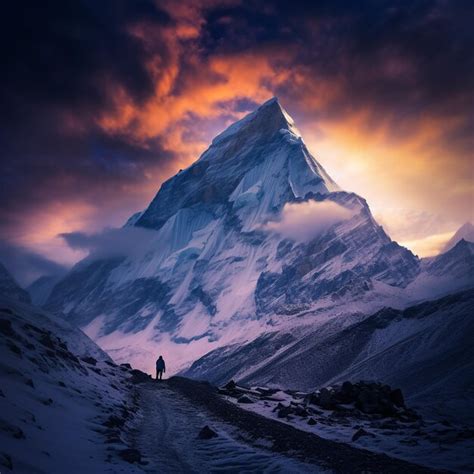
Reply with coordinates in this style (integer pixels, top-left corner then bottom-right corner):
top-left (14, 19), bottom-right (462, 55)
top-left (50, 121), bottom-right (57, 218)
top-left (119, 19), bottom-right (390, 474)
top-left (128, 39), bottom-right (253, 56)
top-left (305, 381), bottom-right (414, 419)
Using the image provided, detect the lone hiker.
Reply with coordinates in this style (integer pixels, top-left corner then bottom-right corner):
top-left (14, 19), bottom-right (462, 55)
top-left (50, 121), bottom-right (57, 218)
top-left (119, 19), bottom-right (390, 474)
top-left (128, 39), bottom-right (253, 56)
top-left (156, 355), bottom-right (166, 380)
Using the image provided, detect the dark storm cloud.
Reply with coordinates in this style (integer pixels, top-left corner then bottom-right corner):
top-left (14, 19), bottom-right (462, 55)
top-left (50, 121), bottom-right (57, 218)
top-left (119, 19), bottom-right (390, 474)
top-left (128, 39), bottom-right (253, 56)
top-left (1, 0), bottom-right (473, 280)
top-left (201, 0), bottom-right (474, 136)
top-left (0, 0), bottom-right (176, 242)
top-left (1, 0), bottom-right (171, 119)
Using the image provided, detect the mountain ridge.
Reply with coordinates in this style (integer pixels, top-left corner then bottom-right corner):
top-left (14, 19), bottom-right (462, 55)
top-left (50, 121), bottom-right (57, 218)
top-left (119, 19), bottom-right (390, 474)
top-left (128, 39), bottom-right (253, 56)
top-left (0, 262), bottom-right (31, 304)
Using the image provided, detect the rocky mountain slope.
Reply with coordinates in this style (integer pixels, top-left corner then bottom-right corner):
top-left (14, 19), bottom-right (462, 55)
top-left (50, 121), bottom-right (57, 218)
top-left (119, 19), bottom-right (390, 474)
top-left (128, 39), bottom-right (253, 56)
top-left (183, 289), bottom-right (474, 424)
top-left (44, 98), bottom-right (473, 377)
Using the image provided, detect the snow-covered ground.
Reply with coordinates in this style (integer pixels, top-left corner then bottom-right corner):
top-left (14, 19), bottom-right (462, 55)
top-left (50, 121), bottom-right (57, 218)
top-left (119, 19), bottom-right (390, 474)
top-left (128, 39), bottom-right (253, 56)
top-left (2, 289), bottom-right (467, 473)
top-left (0, 296), bottom-right (141, 473)
top-left (221, 384), bottom-right (474, 473)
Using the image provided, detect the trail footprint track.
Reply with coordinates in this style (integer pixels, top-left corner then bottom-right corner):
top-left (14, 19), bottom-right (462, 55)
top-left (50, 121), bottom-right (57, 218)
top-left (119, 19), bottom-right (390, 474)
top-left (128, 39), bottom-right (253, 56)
top-left (131, 382), bottom-right (322, 473)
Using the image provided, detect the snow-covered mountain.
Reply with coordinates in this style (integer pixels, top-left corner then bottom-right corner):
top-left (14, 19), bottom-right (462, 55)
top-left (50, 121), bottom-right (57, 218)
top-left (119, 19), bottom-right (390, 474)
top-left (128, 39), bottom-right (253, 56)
top-left (0, 262), bottom-right (31, 304)
top-left (183, 288), bottom-right (474, 424)
top-left (443, 222), bottom-right (474, 252)
top-left (45, 98), bottom-right (474, 376)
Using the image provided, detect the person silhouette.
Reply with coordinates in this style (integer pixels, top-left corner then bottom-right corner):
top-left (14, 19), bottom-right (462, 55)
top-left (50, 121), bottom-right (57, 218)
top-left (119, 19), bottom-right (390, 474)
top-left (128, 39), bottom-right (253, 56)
top-left (155, 355), bottom-right (166, 380)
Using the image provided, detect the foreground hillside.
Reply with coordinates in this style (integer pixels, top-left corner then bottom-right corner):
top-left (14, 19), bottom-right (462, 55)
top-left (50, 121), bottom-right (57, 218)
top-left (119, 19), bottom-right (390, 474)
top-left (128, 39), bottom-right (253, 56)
top-left (0, 297), bottom-right (142, 473)
top-left (1, 292), bottom-right (472, 472)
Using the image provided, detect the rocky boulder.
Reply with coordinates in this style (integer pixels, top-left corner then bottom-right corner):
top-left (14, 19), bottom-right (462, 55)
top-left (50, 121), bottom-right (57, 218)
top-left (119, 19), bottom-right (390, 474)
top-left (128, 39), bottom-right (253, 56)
top-left (306, 381), bottom-right (413, 419)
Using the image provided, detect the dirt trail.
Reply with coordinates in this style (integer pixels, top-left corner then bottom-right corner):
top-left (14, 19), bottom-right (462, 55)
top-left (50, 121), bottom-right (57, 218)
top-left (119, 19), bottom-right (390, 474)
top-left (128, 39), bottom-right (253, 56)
top-left (131, 381), bottom-right (324, 473)
top-left (164, 377), bottom-right (446, 474)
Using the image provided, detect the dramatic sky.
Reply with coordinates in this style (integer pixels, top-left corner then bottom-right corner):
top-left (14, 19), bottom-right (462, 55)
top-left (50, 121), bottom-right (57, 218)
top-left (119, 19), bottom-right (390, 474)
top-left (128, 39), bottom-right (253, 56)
top-left (2, 0), bottom-right (473, 285)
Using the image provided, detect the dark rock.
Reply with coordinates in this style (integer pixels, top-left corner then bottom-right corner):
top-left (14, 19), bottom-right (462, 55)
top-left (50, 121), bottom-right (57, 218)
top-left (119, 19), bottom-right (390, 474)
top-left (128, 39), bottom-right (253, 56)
top-left (352, 428), bottom-right (374, 442)
top-left (277, 405), bottom-right (293, 418)
top-left (272, 402), bottom-right (285, 412)
top-left (198, 425), bottom-right (218, 439)
top-left (42, 398), bottom-right (53, 406)
top-left (304, 392), bottom-right (319, 406)
top-left (318, 388), bottom-right (335, 408)
top-left (119, 448), bottom-right (142, 464)
top-left (7, 341), bottom-right (22, 356)
top-left (337, 381), bottom-right (355, 403)
top-left (104, 416), bottom-right (124, 429)
top-left (397, 409), bottom-right (420, 422)
top-left (356, 389), bottom-right (378, 414)
top-left (217, 388), bottom-right (233, 396)
top-left (0, 389), bottom-right (4, 397)
top-left (0, 319), bottom-right (15, 337)
top-left (237, 395), bottom-right (254, 404)
top-left (129, 369), bottom-right (151, 384)
top-left (120, 363), bottom-right (132, 370)
top-left (81, 356), bottom-right (98, 366)
top-left (224, 380), bottom-right (236, 390)
top-left (307, 417), bottom-right (317, 425)
top-left (294, 406), bottom-right (309, 417)
top-left (57, 381), bottom-right (66, 387)
top-left (378, 398), bottom-right (396, 416)
top-left (39, 334), bottom-right (56, 350)
top-left (390, 388), bottom-right (405, 407)
top-left (341, 381), bottom-right (353, 393)
top-left (25, 379), bottom-right (34, 388)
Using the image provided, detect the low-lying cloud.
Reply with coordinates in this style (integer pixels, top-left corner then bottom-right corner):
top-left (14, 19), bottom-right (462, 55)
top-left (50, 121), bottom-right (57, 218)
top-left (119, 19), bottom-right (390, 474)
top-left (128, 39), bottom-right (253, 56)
top-left (0, 241), bottom-right (68, 287)
top-left (60, 226), bottom-right (157, 261)
top-left (265, 200), bottom-right (354, 242)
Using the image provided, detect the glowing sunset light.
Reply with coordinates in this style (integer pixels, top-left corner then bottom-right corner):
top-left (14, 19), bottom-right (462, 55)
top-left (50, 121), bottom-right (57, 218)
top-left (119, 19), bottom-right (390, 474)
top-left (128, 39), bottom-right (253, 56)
top-left (1, 0), bottom-right (472, 285)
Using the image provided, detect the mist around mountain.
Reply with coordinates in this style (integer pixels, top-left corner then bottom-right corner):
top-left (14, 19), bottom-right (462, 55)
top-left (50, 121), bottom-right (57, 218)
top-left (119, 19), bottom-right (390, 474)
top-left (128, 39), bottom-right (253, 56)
top-left (27, 275), bottom-right (63, 306)
top-left (443, 222), bottom-right (474, 252)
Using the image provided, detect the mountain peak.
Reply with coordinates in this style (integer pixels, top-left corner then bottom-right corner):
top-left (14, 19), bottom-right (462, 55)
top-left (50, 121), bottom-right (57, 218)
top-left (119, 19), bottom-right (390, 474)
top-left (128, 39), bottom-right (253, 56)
top-left (135, 97), bottom-right (339, 230)
top-left (212, 96), bottom-right (300, 146)
top-left (442, 221), bottom-right (474, 252)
